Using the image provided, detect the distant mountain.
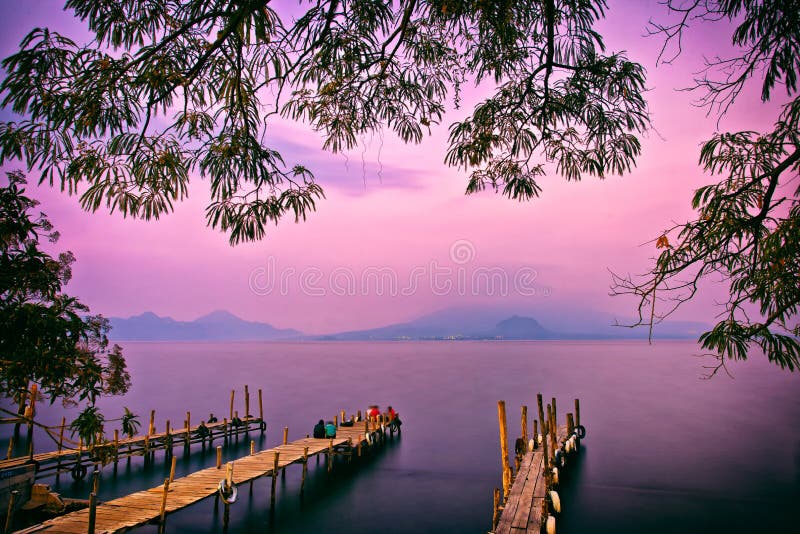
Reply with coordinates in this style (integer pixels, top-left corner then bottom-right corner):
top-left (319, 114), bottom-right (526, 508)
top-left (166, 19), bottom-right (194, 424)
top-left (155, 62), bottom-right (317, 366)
top-left (109, 310), bottom-right (302, 341)
top-left (318, 304), bottom-right (708, 340)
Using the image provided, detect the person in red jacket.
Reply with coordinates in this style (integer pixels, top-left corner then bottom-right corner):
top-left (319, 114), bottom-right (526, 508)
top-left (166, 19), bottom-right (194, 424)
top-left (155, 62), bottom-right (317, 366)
top-left (367, 405), bottom-right (380, 420)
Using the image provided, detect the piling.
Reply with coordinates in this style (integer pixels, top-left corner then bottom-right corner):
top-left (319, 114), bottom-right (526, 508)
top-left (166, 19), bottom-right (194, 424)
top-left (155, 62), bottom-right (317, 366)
top-left (300, 446), bottom-right (309, 494)
top-left (283, 427), bottom-right (288, 446)
top-left (327, 439), bottom-right (333, 472)
top-left (492, 487), bottom-right (501, 530)
top-left (271, 451), bottom-right (280, 504)
top-left (113, 429), bottom-right (119, 464)
top-left (159, 478), bottom-right (169, 524)
top-left (229, 390), bottom-right (235, 422)
top-left (185, 412), bottom-right (191, 446)
top-left (537, 393), bottom-right (546, 442)
top-left (4, 490), bottom-right (18, 534)
top-left (149, 410), bottom-right (155, 436)
top-left (244, 385), bottom-right (250, 418)
top-left (567, 413), bottom-right (575, 435)
top-left (168, 455), bottom-right (177, 483)
top-left (250, 440), bottom-right (255, 456)
top-left (497, 400), bottom-right (512, 500)
top-left (551, 397), bottom-right (557, 432)
top-left (87, 493), bottom-right (97, 534)
top-left (521, 405), bottom-right (528, 443)
top-left (533, 420), bottom-right (539, 449)
top-left (5, 437), bottom-right (13, 461)
top-left (216, 446), bottom-right (222, 469)
top-left (92, 467), bottom-right (100, 495)
top-left (574, 398), bottom-right (581, 427)
top-left (258, 389), bottom-right (264, 427)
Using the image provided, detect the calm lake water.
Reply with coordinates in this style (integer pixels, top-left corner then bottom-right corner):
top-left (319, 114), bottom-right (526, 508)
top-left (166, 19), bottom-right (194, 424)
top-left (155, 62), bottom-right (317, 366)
top-left (2, 340), bottom-right (798, 533)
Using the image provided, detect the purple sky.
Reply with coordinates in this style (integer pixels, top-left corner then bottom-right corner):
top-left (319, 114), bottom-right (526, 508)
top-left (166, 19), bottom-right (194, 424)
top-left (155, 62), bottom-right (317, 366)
top-left (0, 2), bottom-right (785, 333)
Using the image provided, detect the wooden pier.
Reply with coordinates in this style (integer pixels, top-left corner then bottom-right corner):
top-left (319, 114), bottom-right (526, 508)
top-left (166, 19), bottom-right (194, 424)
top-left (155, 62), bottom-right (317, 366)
top-left (14, 412), bottom-right (397, 534)
top-left (492, 396), bottom-right (585, 534)
top-left (1, 387), bottom-right (267, 482)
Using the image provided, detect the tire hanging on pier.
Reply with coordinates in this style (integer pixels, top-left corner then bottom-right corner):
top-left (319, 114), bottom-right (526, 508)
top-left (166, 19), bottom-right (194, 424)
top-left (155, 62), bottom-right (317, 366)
top-left (574, 425), bottom-right (586, 439)
top-left (218, 479), bottom-right (238, 504)
top-left (71, 463), bottom-right (87, 480)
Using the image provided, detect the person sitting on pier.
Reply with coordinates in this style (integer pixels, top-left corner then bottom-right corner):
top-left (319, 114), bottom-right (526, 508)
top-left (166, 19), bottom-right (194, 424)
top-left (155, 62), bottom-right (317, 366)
top-left (325, 420), bottom-right (336, 438)
top-left (367, 405), bottom-right (380, 421)
top-left (386, 406), bottom-right (397, 421)
top-left (208, 413), bottom-right (218, 423)
top-left (313, 419), bottom-right (326, 439)
top-left (197, 421), bottom-right (210, 440)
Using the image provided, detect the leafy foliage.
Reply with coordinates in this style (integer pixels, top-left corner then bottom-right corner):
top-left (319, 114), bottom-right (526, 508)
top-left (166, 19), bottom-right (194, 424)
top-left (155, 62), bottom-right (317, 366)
top-left (69, 404), bottom-right (105, 447)
top-left (120, 406), bottom-right (141, 439)
top-left (0, 171), bottom-right (131, 406)
top-left (0, 0), bottom-right (649, 244)
top-left (612, 0), bottom-right (800, 373)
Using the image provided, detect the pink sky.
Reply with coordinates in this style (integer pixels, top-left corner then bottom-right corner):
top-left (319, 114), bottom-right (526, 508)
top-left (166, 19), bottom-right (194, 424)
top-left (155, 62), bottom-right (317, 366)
top-left (0, 2), bottom-right (785, 333)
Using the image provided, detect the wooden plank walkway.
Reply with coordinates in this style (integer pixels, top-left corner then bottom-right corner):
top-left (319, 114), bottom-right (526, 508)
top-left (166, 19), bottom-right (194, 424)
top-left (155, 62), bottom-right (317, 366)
top-left (16, 419), bottom-right (389, 534)
top-left (494, 425), bottom-right (578, 534)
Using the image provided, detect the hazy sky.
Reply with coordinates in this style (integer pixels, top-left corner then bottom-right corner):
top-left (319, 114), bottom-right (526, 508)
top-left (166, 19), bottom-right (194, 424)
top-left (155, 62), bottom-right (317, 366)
top-left (0, 1), bottom-right (785, 333)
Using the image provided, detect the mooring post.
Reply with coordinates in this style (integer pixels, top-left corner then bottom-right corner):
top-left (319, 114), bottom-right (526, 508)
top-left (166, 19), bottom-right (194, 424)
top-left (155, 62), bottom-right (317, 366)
top-left (216, 446), bottom-right (222, 469)
top-left (112, 429), bottom-right (119, 464)
top-left (497, 400), bottom-right (512, 500)
top-left (58, 416), bottom-right (66, 453)
top-left (244, 385), bottom-right (250, 418)
top-left (357, 409), bottom-right (362, 421)
top-left (4, 490), bottom-right (18, 534)
top-left (521, 405), bottom-right (528, 443)
top-left (185, 411), bottom-right (191, 446)
top-left (92, 467), bottom-right (100, 495)
top-left (283, 427), bottom-right (288, 446)
top-left (87, 492), bottom-right (97, 534)
top-left (159, 478), bottom-right (170, 524)
top-left (357, 434), bottom-right (363, 457)
top-left (271, 451), bottom-right (280, 504)
top-left (567, 413), bottom-right (575, 436)
top-left (542, 434), bottom-right (550, 486)
top-left (551, 397), bottom-right (557, 435)
top-left (340, 409), bottom-right (346, 423)
top-left (300, 446), bottom-right (309, 494)
top-left (574, 398), bottom-right (581, 428)
top-left (5, 436), bottom-right (13, 461)
top-left (229, 390), bottom-right (235, 423)
top-left (250, 440), bottom-right (255, 456)
top-left (258, 389), bottom-right (264, 429)
top-left (537, 393), bottom-right (546, 443)
top-left (327, 439), bottom-right (333, 472)
top-left (492, 487), bottom-right (501, 530)
top-left (26, 384), bottom-right (38, 461)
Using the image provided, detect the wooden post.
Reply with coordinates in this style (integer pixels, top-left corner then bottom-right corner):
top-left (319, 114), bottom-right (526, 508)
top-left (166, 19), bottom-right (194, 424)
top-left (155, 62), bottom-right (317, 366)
top-left (521, 405), bottom-right (528, 443)
top-left (4, 490), bottom-right (18, 534)
top-left (533, 420), bottom-right (538, 449)
top-left (216, 446), bottom-right (222, 469)
top-left (113, 429), bottom-right (119, 464)
top-left (226, 462), bottom-right (234, 489)
top-left (551, 397), bottom-right (557, 434)
top-left (547, 403), bottom-right (556, 454)
top-left (357, 435), bottom-right (362, 457)
top-left (244, 385), bottom-right (250, 418)
top-left (185, 411), bottom-right (191, 445)
top-left (271, 451), bottom-right (280, 504)
top-left (229, 389), bottom-right (235, 422)
top-left (282, 427), bottom-right (288, 445)
top-left (327, 439), bottom-right (333, 472)
top-left (574, 398), bottom-right (581, 428)
top-left (168, 455), bottom-right (177, 483)
top-left (567, 413), bottom-right (575, 435)
top-left (492, 487), bottom-right (501, 530)
top-left (334, 415), bottom-right (338, 428)
top-left (222, 418), bottom-right (228, 443)
top-left (144, 435), bottom-right (150, 455)
top-left (27, 384), bottom-right (38, 461)
top-left (357, 409), bottom-right (362, 421)
top-left (541, 430), bottom-right (550, 485)
top-left (340, 409), bottom-right (345, 423)
top-left (58, 417), bottom-right (66, 452)
top-left (250, 440), bottom-right (255, 456)
top-left (300, 446), bottom-right (309, 494)
top-left (497, 400), bottom-right (512, 500)
top-left (92, 467), bottom-right (100, 495)
top-left (258, 389), bottom-right (264, 424)
top-left (87, 492), bottom-right (97, 534)
top-left (159, 478), bottom-right (170, 524)
top-left (537, 393), bottom-right (546, 441)
top-left (5, 436), bottom-right (13, 461)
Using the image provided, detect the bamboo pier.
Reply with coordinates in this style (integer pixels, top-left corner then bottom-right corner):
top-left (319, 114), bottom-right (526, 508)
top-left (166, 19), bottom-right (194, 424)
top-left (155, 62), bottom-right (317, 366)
top-left (491, 396), bottom-right (586, 534)
top-left (11, 410), bottom-right (398, 534)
